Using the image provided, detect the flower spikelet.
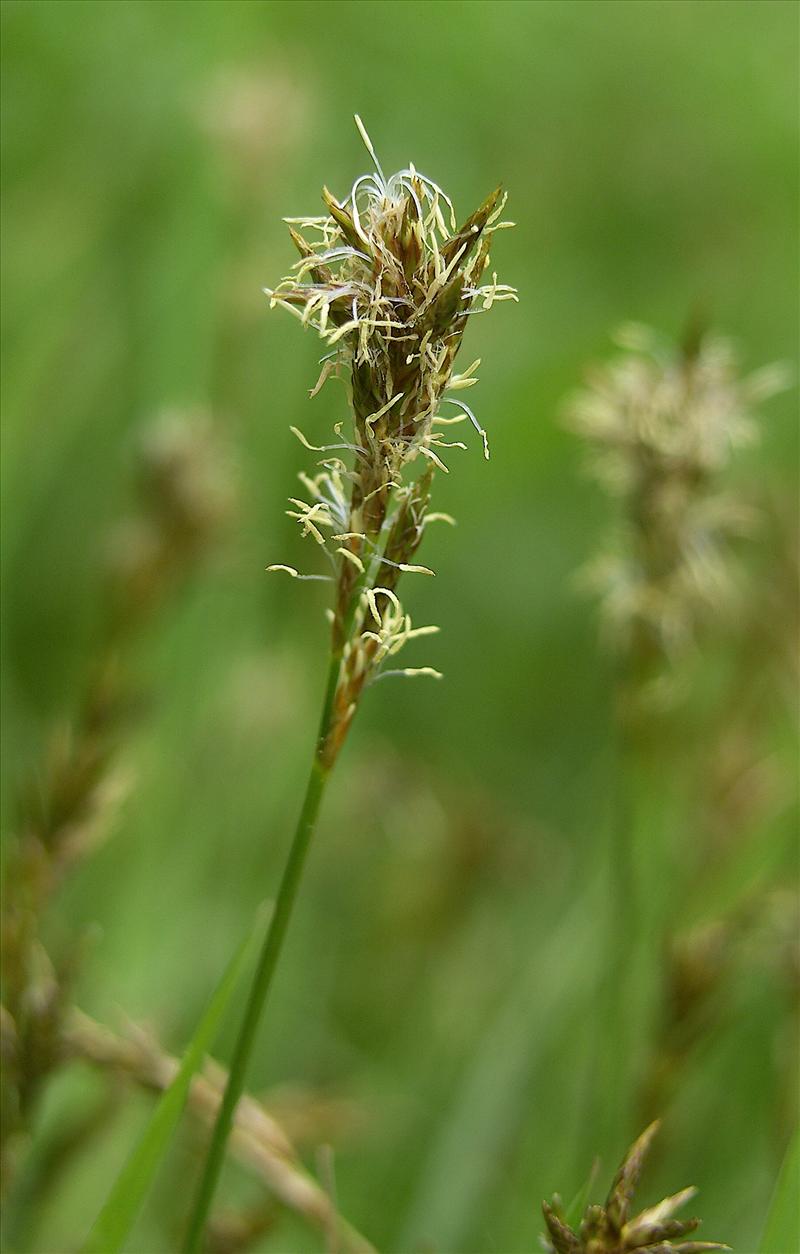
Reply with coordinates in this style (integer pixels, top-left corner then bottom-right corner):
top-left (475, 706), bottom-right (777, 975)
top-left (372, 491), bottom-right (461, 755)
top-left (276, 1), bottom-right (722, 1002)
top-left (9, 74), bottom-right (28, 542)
top-left (266, 118), bottom-right (515, 765)
top-left (542, 1121), bottom-right (729, 1254)
top-left (565, 323), bottom-right (788, 670)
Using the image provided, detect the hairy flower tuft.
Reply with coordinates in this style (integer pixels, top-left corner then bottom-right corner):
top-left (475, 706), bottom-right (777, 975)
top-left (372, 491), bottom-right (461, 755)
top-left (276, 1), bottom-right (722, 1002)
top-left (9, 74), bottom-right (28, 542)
top-left (266, 118), bottom-right (515, 764)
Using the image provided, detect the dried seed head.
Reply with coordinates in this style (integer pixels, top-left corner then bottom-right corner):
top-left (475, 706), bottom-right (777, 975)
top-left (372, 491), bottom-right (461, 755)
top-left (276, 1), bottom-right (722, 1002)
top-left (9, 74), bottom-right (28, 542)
top-left (542, 1121), bottom-right (728, 1254)
top-left (267, 119), bottom-right (514, 763)
top-left (565, 324), bottom-right (789, 677)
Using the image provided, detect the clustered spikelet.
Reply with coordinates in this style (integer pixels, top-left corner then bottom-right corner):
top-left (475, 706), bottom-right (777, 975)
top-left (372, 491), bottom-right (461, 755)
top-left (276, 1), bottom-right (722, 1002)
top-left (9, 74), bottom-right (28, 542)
top-left (542, 1121), bottom-right (728, 1254)
top-left (565, 323), bottom-right (787, 671)
top-left (266, 118), bottom-right (515, 767)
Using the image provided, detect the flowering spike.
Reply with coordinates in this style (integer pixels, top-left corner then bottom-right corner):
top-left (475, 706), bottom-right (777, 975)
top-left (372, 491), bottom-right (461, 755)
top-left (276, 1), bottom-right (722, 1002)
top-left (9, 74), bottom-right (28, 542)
top-left (265, 121), bottom-right (514, 766)
top-left (565, 324), bottom-right (788, 688)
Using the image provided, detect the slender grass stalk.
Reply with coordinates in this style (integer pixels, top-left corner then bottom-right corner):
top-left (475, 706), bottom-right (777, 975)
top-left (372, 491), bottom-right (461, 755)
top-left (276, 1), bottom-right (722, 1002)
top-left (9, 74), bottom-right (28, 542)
top-left (591, 641), bottom-right (666, 1151)
top-left (183, 657), bottom-right (337, 1252)
top-left (598, 670), bottom-right (640, 1143)
top-left (575, 654), bottom-right (646, 1164)
top-left (184, 117), bottom-right (515, 1245)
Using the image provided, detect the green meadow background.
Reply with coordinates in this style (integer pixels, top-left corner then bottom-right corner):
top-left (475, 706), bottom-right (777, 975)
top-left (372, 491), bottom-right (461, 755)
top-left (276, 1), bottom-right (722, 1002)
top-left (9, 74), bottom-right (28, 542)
top-left (1, 1), bottom-right (797, 1250)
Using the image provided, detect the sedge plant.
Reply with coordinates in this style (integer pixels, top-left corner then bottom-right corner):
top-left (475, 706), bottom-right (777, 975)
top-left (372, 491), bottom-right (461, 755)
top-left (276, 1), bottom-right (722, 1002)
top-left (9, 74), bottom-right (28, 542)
top-left (184, 117), bottom-right (516, 1247)
top-left (564, 322), bottom-right (788, 1156)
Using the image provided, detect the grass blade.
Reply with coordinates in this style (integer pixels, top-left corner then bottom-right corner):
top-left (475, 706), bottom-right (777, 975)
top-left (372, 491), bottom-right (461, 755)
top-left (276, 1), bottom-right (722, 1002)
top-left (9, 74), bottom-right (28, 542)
top-left (81, 912), bottom-right (263, 1254)
top-left (759, 1125), bottom-right (799, 1254)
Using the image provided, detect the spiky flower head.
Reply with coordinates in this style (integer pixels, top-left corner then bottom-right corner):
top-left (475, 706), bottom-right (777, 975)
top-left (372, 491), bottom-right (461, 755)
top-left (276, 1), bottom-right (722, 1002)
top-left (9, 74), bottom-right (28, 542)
top-left (542, 1121), bottom-right (728, 1254)
top-left (269, 115), bottom-right (515, 481)
top-left (266, 119), bottom-right (515, 765)
top-left (565, 323), bottom-right (788, 674)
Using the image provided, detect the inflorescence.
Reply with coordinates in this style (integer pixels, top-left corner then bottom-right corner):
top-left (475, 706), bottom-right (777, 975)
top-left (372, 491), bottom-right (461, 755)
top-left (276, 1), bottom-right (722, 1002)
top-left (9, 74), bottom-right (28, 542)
top-left (565, 323), bottom-right (787, 672)
top-left (542, 1121), bottom-right (728, 1254)
top-left (266, 117), bottom-right (515, 767)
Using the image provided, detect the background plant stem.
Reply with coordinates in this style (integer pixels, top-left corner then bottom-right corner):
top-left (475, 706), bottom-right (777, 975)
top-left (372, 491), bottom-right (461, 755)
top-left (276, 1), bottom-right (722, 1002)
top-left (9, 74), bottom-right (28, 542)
top-left (182, 649), bottom-right (342, 1252)
top-left (578, 648), bottom-right (648, 1166)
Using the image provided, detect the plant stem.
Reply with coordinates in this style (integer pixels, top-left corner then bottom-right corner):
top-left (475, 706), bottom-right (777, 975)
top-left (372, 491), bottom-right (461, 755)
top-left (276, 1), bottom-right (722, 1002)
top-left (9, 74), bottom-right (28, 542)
top-left (577, 652), bottom-right (641, 1167)
top-left (602, 695), bottom-right (640, 1137)
top-left (183, 650), bottom-right (341, 1252)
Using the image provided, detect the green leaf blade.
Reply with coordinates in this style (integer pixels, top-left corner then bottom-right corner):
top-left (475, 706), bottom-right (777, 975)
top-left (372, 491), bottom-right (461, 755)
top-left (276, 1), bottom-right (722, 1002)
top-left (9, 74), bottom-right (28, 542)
top-left (81, 914), bottom-right (261, 1254)
top-left (760, 1126), bottom-right (799, 1254)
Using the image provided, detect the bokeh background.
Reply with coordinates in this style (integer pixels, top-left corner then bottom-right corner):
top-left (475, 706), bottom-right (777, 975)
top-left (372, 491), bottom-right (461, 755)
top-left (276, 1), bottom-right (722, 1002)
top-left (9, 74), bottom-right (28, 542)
top-left (1, 1), bottom-right (797, 1251)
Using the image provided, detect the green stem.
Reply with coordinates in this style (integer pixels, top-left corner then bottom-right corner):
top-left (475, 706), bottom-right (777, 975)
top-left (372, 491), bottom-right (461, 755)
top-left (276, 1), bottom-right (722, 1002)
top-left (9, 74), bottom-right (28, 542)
top-left (577, 653), bottom-right (641, 1167)
top-left (182, 650), bottom-right (341, 1252)
top-left (602, 698), bottom-right (640, 1133)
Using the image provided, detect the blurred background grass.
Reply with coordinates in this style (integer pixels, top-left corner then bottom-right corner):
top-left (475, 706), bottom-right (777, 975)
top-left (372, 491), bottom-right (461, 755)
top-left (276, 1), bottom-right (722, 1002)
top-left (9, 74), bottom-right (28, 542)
top-left (1, 1), bottom-right (797, 1250)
